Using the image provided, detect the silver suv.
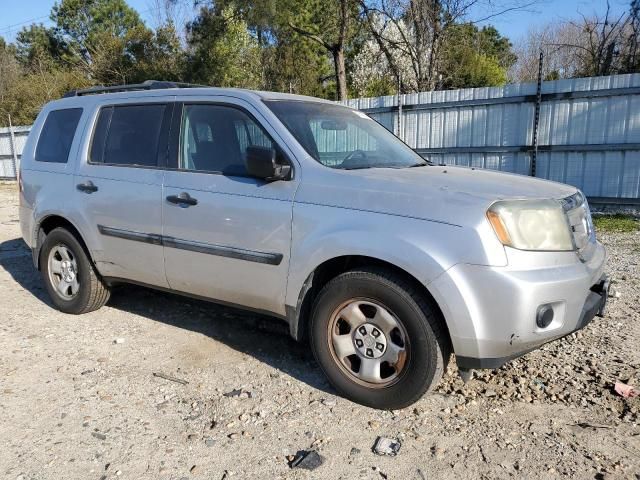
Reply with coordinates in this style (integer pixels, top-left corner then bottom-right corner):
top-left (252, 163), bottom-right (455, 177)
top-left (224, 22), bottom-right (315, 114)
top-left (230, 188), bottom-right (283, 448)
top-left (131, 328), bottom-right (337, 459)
top-left (19, 81), bottom-right (609, 409)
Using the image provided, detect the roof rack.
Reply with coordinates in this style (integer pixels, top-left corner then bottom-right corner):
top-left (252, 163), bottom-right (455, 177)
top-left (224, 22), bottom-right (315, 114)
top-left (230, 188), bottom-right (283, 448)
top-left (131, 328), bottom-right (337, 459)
top-left (63, 80), bottom-right (208, 98)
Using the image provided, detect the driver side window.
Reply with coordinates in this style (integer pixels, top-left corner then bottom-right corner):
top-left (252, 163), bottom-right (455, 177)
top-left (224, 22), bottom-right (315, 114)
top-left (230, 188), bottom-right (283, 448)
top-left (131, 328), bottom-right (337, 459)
top-left (180, 104), bottom-right (282, 176)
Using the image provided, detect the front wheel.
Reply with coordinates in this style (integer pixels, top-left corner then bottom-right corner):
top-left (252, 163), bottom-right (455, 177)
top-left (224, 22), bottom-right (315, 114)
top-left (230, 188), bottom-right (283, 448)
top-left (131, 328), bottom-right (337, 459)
top-left (40, 227), bottom-right (110, 314)
top-left (310, 268), bottom-right (450, 409)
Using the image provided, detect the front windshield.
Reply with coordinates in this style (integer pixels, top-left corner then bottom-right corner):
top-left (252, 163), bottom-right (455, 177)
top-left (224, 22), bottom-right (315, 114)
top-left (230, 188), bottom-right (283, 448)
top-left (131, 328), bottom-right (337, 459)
top-left (264, 100), bottom-right (427, 170)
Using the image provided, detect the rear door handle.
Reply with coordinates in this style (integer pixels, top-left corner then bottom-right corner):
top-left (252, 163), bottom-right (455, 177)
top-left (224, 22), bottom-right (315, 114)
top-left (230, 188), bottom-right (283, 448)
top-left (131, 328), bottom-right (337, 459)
top-left (77, 181), bottom-right (98, 193)
top-left (166, 192), bottom-right (198, 207)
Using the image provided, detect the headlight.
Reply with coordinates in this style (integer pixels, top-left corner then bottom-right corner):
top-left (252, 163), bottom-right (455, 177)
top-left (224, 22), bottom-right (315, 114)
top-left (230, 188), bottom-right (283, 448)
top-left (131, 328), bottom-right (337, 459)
top-left (487, 199), bottom-right (574, 251)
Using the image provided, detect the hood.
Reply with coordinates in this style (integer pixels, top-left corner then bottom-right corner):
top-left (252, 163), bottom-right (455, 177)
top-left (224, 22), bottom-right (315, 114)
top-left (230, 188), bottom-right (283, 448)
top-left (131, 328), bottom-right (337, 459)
top-left (297, 165), bottom-right (578, 227)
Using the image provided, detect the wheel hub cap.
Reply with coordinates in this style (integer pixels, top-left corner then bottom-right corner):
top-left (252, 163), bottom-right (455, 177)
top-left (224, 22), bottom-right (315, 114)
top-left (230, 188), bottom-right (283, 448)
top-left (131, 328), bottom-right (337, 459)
top-left (60, 260), bottom-right (76, 282)
top-left (47, 244), bottom-right (80, 300)
top-left (353, 323), bottom-right (387, 359)
top-left (328, 299), bottom-right (409, 387)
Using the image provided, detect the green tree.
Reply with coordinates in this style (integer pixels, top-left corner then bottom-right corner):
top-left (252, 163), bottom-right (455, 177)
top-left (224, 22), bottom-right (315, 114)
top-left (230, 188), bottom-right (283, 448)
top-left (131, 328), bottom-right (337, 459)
top-left (186, 5), bottom-right (262, 88)
top-left (14, 24), bottom-right (70, 68)
top-left (446, 51), bottom-right (507, 88)
top-left (206, 0), bottom-right (334, 97)
top-left (263, 30), bottom-right (331, 97)
top-left (440, 23), bottom-right (514, 88)
top-left (285, 0), bottom-right (361, 100)
top-left (0, 69), bottom-right (91, 126)
top-left (86, 22), bottom-right (185, 84)
top-left (138, 23), bottom-right (185, 82)
top-left (0, 0), bottom-right (187, 126)
top-left (0, 38), bottom-right (21, 116)
top-left (49, 0), bottom-right (185, 84)
top-left (474, 26), bottom-right (517, 70)
top-left (51, 0), bottom-right (143, 63)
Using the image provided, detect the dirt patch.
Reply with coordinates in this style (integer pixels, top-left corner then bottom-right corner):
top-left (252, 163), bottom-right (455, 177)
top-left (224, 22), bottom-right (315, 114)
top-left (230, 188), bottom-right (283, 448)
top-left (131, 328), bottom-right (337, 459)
top-left (0, 183), bottom-right (638, 479)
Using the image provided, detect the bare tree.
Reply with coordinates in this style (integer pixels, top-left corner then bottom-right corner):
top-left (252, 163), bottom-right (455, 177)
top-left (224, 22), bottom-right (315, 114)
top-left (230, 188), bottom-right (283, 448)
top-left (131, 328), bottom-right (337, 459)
top-left (623, 0), bottom-right (640, 72)
top-left (149, 0), bottom-right (196, 40)
top-left (565, 3), bottom-right (629, 76)
top-left (511, 22), bottom-right (584, 82)
top-left (359, 0), bottom-right (536, 92)
top-left (512, 1), bottom-right (635, 82)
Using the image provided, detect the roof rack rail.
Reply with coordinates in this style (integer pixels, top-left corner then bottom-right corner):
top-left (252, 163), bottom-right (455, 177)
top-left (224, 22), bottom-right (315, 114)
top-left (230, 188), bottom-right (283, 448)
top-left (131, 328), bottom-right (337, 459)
top-left (63, 80), bottom-right (208, 98)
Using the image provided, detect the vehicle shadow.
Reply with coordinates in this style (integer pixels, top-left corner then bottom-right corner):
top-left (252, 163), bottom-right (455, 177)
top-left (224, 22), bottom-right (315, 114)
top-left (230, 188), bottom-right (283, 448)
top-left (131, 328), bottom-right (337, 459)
top-left (0, 237), bottom-right (333, 395)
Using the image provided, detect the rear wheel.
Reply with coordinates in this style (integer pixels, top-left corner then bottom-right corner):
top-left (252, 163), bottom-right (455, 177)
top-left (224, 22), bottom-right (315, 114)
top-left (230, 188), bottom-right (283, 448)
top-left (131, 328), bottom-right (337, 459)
top-left (40, 227), bottom-right (110, 314)
top-left (310, 267), bottom-right (450, 409)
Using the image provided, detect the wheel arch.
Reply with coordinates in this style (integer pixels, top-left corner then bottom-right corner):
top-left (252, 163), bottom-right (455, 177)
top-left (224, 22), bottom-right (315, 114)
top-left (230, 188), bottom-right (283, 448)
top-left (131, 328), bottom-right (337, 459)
top-left (286, 255), bottom-right (452, 351)
top-left (34, 215), bottom-right (95, 270)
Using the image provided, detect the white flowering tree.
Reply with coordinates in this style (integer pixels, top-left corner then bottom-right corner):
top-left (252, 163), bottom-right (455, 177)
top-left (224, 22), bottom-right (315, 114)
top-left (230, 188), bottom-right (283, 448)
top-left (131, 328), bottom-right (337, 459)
top-left (352, 12), bottom-right (427, 96)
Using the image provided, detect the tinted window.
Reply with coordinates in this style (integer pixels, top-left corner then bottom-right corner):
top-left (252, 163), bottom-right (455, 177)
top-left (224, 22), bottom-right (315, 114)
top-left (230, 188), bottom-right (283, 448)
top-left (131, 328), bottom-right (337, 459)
top-left (35, 108), bottom-right (83, 163)
top-left (90, 104), bottom-right (166, 167)
top-left (180, 104), bottom-right (283, 176)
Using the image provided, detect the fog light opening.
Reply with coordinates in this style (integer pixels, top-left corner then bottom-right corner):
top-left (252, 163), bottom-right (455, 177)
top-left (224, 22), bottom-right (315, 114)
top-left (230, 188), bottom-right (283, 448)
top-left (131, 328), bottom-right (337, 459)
top-left (536, 305), bottom-right (553, 328)
top-left (536, 304), bottom-right (554, 329)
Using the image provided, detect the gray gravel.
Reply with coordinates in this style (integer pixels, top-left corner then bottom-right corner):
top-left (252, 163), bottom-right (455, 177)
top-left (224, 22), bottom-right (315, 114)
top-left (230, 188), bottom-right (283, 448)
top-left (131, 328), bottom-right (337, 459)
top-left (0, 183), bottom-right (638, 479)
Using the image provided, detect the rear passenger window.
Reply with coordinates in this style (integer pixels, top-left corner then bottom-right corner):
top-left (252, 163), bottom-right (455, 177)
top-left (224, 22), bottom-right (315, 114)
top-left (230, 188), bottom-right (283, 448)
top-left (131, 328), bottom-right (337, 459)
top-left (90, 104), bottom-right (166, 167)
top-left (35, 108), bottom-right (83, 163)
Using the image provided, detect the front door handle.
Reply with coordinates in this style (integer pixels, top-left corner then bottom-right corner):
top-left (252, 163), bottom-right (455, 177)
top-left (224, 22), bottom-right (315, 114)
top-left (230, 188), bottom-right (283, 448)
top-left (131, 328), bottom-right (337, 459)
top-left (166, 192), bottom-right (198, 207)
top-left (77, 181), bottom-right (98, 193)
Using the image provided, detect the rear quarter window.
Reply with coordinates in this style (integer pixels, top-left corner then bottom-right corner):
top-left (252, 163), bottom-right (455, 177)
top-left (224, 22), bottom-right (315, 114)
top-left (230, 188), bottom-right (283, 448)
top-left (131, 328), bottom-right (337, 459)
top-left (34, 108), bottom-right (83, 163)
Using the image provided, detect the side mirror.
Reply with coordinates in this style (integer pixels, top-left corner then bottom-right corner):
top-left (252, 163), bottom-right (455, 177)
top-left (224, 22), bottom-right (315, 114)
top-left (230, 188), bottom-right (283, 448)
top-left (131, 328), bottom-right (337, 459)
top-left (245, 146), bottom-right (291, 181)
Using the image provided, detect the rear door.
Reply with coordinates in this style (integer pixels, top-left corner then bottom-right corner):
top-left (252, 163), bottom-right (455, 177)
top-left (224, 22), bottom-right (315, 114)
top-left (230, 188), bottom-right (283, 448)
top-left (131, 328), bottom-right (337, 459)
top-left (73, 98), bottom-right (174, 287)
top-left (162, 98), bottom-right (297, 315)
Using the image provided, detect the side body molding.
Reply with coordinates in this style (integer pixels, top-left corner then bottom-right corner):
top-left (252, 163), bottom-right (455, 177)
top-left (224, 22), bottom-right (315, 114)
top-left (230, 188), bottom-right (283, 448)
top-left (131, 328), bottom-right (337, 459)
top-left (97, 224), bottom-right (284, 266)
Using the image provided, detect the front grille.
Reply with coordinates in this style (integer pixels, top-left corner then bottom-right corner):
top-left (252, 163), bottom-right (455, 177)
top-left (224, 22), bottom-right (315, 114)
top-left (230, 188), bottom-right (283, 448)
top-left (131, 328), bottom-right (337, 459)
top-left (561, 191), bottom-right (595, 251)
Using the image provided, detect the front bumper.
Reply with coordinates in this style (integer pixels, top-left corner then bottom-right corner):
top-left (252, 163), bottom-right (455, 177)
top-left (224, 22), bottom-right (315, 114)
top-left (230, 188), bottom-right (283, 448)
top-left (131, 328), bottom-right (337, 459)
top-left (429, 241), bottom-right (607, 370)
top-left (456, 275), bottom-right (609, 369)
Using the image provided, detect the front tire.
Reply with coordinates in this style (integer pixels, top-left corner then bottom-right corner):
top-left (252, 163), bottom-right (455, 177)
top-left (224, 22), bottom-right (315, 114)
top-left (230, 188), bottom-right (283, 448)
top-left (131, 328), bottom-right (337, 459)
top-left (40, 227), bottom-right (110, 314)
top-left (310, 267), bottom-right (450, 409)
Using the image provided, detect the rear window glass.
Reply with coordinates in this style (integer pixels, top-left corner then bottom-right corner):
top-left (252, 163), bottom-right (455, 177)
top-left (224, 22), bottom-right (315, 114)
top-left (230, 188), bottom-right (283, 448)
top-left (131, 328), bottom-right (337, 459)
top-left (35, 108), bottom-right (83, 163)
top-left (90, 104), bottom-right (166, 167)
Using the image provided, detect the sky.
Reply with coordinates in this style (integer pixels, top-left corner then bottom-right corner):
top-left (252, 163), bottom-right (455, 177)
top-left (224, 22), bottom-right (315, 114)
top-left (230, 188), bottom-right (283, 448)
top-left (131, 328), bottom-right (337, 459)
top-left (474, 0), bottom-right (629, 38)
top-left (0, 0), bottom-right (170, 41)
top-left (0, 0), bottom-right (631, 45)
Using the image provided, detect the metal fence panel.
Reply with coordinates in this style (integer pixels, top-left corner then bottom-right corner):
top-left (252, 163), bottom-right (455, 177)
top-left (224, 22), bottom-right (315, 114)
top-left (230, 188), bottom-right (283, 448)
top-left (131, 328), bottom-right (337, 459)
top-left (343, 73), bottom-right (640, 203)
top-left (0, 125), bottom-right (29, 179)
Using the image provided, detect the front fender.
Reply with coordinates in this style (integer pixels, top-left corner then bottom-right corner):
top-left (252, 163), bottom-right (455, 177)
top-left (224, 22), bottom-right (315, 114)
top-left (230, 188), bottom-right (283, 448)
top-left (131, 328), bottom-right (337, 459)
top-left (285, 203), bottom-right (485, 309)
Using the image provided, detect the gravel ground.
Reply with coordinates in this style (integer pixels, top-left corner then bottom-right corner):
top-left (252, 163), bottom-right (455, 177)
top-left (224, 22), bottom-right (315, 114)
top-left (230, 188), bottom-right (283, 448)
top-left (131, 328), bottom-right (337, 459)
top-left (0, 182), bottom-right (638, 480)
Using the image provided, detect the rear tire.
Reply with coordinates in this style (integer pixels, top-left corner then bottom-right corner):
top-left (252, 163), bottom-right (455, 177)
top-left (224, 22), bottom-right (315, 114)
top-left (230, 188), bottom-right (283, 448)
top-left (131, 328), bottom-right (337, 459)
top-left (310, 267), bottom-right (450, 409)
top-left (40, 227), bottom-right (110, 314)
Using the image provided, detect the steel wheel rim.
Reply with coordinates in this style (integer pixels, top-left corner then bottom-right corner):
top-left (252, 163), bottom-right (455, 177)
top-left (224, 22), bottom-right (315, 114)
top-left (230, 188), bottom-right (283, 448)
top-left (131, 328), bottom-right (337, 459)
top-left (47, 244), bottom-right (80, 300)
top-left (327, 298), bottom-right (410, 388)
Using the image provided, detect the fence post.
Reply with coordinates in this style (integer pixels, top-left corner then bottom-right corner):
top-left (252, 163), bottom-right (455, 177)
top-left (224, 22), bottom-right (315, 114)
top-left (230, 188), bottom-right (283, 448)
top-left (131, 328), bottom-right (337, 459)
top-left (7, 115), bottom-right (19, 180)
top-left (530, 51), bottom-right (544, 177)
top-left (397, 75), bottom-right (403, 140)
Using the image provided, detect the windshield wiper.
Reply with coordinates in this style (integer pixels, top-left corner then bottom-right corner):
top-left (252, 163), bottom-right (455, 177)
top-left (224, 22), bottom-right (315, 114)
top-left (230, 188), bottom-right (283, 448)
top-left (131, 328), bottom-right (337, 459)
top-left (408, 162), bottom-right (429, 168)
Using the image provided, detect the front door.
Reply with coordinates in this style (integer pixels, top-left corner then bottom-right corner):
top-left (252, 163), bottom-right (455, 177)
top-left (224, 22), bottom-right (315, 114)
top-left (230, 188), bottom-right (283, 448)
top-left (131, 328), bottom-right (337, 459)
top-left (162, 99), bottom-right (297, 315)
top-left (74, 99), bottom-right (173, 287)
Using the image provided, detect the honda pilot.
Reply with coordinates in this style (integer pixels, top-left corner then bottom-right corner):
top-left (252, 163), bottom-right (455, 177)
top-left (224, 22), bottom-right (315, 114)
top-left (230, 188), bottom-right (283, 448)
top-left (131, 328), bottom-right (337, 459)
top-left (19, 81), bottom-right (609, 409)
